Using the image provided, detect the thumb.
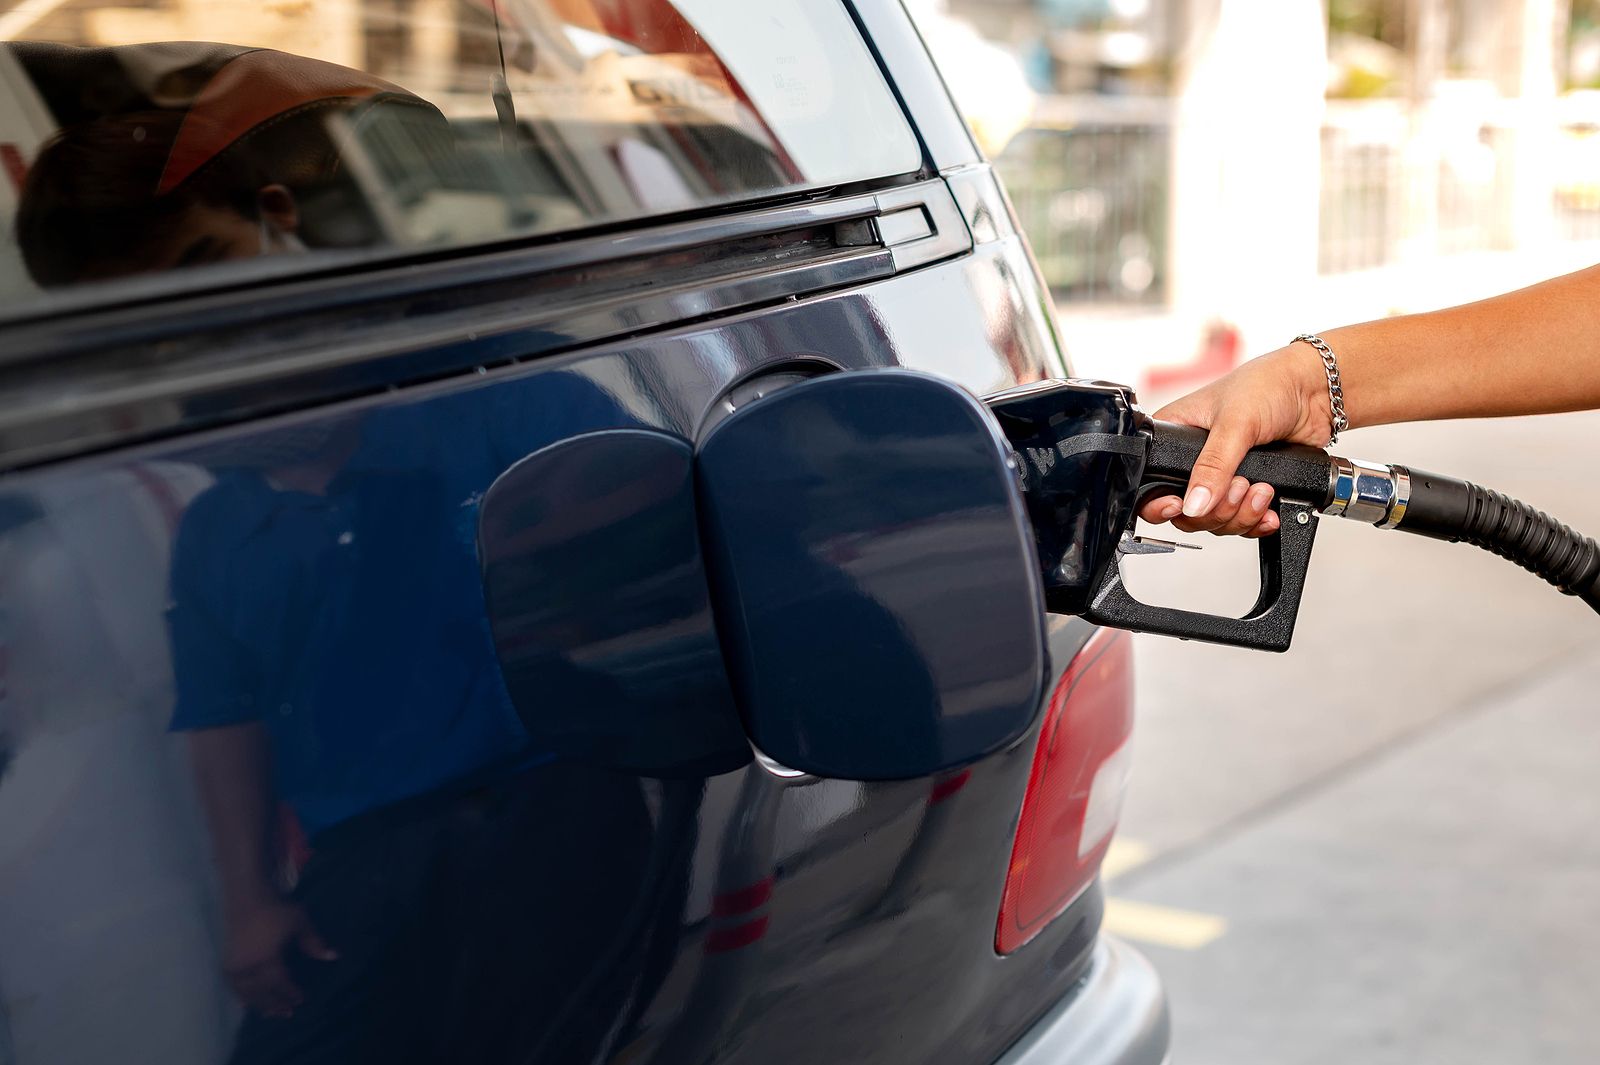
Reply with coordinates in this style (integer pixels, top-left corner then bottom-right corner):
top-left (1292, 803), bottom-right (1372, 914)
top-left (296, 919), bottom-right (338, 962)
top-left (1181, 421), bottom-right (1255, 519)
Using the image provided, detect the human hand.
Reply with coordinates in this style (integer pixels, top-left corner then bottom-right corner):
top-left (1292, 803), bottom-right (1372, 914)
top-left (223, 897), bottom-right (337, 1018)
top-left (1137, 343), bottom-right (1333, 537)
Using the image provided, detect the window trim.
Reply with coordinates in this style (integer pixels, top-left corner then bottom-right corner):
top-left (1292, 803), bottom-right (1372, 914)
top-left (0, 168), bottom-right (927, 332)
top-left (0, 176), bottom-right (971, 472)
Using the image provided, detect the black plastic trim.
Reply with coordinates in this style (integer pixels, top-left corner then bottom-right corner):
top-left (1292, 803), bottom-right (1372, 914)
top-left (0, 179), bottom-right (971, 472)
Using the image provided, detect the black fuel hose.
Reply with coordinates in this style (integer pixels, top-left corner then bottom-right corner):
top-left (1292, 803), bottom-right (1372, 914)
top-left (1393, 469), bottom-right (1600, 614)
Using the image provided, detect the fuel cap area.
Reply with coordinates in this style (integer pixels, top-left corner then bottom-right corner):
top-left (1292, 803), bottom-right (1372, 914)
top-left (695, 369), bottom-right (1048, 779)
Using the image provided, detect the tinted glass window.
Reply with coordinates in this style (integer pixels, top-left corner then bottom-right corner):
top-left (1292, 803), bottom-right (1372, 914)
top-left (0, 0), bottom-right (921, 305)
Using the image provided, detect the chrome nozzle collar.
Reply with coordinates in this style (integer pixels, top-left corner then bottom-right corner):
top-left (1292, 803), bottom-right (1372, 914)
top-left (1325, 456), bottom-right (1408, 527)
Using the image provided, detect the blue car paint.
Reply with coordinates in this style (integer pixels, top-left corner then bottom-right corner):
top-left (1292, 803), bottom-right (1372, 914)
top-left (164, 377), bottom-right (629, 837)
top-left (0, 232), bottom-right (1106, 1064)
top-left (0, 0), bottom-right (1161, 1056)
top-left (480, 427), bottom-right (751, 778)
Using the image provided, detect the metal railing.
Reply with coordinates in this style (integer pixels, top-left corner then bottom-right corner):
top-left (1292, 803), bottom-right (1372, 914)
top-left (994, 96), bottom-right (1170, 305)
top-left (1319, 110), bottom-right (1404, 274)
top-left (1319, 95), bottom-right (1600, 274)
top-left (1316, 99), bottom-right (1511, 274)
top-left (1554, 95), bottom-right (1600, 242)
top-left (997, 93), bottom-right (1600, 302)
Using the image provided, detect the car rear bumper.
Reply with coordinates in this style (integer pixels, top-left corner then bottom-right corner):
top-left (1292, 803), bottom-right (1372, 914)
top-left (995, 936), bottom-right (1171, 1065)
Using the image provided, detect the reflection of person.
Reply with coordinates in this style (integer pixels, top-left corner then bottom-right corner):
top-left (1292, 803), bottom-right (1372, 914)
top-left (11, 42), bottom-right (451, 288)
top-left (16, 109), bottom-right (303, 286)
top-left (166, 412), bottom-right (529, 1018)
top-left (166, 381), bottom-right (681, 1063)
top-left (1139, 266), bottom-right (1600, 537)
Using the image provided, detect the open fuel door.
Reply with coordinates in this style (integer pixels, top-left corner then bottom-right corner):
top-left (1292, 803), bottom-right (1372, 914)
top-left (480, 370), bottom-right (1049, 780)
top-left (694, 370), bottom-right (1049, 778)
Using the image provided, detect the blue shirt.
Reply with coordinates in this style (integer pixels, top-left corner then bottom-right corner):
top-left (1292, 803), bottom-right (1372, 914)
top-left (167, 375), bottom-right (629, 835)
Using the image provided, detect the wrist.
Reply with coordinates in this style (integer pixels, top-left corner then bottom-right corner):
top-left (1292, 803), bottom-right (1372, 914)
top-left (1276, 340), bottom-right (1337, 444)
top-left (1315, 326), bottom-right (1368, 431)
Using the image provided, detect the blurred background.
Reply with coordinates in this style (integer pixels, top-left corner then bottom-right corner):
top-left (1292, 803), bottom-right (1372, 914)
top-left (0, 0), bottom-right (1594, 1058)
top-left (913, 2), bottom-right (1600, 1062)
top-left (914, 0), bottom-right (1600, 384)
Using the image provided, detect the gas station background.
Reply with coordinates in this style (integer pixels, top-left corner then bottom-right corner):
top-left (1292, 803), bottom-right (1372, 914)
top-left (915, 0), bottom-right (1599, 394)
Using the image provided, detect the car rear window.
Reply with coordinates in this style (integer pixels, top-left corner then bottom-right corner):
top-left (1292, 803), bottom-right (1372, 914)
top-left (0, 0), bottom-right (922, 309)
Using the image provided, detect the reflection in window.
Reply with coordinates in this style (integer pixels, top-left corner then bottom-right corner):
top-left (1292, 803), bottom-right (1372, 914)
top-left (0, 0), bottom-right (921, 301)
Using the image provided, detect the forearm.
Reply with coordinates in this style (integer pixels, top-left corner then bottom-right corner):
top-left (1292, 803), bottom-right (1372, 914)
top-left (188, 723), bottom-right (278, 912)
top-left (1314, 263), bottom-right (1600, 429)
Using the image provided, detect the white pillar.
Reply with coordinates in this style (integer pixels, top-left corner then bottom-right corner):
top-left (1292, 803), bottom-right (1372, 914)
top-left (1493, 0), bottom-right (1566, 250)
top-left (1397, 0), bottom-right (1446, 263)
top-left (1166, 0), bottom-right (1327, 351)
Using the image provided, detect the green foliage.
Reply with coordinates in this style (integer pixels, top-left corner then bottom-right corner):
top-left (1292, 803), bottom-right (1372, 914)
top-left (1338, 66), bottom-right (1394, 98)
top-left (1328, 0), bottom-right (1402, 48)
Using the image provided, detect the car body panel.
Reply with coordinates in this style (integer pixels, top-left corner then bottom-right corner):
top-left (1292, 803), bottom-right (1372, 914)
top-left (994, 937), bottom-right (1171, 1065)
top-left (0, 2), bottom-right (1169, 1061)
top-left (0, 234), bottom-right (1120, 1065)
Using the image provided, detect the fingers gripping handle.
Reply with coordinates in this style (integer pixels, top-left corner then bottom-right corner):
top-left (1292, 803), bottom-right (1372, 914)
top-left (1143, 421), bottom-right (1337, 509)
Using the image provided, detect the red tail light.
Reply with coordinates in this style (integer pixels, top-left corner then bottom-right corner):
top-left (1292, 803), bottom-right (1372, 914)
top-left (996, 628), bottom-right (1134, 954)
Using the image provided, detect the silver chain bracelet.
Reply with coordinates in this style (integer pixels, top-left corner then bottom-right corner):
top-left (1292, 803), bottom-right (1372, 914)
top-left (1292, 333), bottom-right (1349, 446)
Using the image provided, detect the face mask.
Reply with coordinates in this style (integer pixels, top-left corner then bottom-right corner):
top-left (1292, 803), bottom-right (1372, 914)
top-left (258, 215), bottom-right (308, 256)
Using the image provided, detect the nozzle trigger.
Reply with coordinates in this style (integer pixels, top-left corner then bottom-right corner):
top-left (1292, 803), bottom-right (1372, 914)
top-left (1118, 531), bottom-right (1201, 556)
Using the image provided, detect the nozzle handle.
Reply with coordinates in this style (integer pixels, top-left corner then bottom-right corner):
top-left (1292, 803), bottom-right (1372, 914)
top-left (1084, 496), bottom-right (1319, 653)
top-left (1080, 421), bottom-right (1334, 653)
top-left (1143, 421), bottom-right (1336, 508)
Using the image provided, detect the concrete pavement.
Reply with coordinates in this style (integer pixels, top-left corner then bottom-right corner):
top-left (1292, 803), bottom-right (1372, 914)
top-left (1115, 647), bottom-right (1600, 1064)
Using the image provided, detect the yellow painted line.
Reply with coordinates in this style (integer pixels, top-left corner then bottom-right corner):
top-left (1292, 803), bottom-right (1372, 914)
top-left (1100, 837), bottom-right (1153, 882)
top-left (1102, 898), bottom-right (1227, 951)
top-left (1100, 839), bottom-right (1227, 950)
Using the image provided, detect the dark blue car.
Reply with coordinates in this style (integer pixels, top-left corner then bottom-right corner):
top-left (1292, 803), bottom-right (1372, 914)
top-left (0, 2), bottom-right (1168, 1062)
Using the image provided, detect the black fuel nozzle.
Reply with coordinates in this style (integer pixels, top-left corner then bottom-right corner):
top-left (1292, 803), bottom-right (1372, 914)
top-left (986, 379), bottom-right (1337, 652)
top-left (988, 377), bottom-right (1600, 648)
